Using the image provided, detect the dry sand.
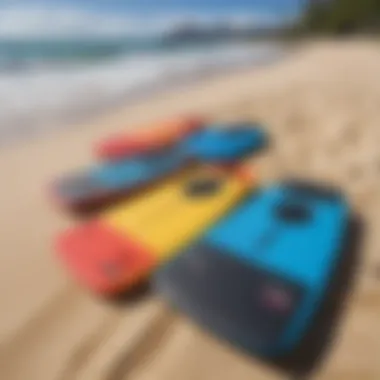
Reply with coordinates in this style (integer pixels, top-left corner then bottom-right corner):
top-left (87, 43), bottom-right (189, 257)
top-left (0, 40), bottom-right (379, 380)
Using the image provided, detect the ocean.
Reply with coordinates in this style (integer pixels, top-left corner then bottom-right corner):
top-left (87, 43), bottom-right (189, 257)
top-left (0, 36), bottom-right (285, 146)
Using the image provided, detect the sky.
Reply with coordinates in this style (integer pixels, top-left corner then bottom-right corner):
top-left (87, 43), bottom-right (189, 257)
top-left (0, 0), bottom-right (303, 13)
top-left (0, 0), bottom-right (305, 39)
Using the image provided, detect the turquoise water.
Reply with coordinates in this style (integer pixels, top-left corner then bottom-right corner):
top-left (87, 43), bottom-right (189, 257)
top-left (0, 37), bottom-right (158, 67)
top-left (0, 36), bottom-right (262, 69)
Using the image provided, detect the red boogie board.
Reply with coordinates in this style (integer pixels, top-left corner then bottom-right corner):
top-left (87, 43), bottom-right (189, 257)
top-left (95, 115), bottom-right (204, 162)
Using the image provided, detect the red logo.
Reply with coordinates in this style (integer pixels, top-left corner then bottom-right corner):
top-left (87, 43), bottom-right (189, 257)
top-left (262, 285), bottom-right (292, 312)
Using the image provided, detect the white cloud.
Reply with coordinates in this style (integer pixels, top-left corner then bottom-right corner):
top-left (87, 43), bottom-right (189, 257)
top-left (0, 4), bottom-right (287, 39)
top-left (0, 5), bottom-right (141, 38)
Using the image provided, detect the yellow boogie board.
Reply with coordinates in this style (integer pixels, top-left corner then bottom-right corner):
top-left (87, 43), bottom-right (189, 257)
top-left (57, 165), bottom-right (254, 295)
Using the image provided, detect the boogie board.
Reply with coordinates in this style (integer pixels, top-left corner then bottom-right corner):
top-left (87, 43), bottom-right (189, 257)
top-left (95, 116), bottom-right (204, 162)
top-left (154, 180), bottom-right (351, 358)
top-left (184, 123), bottom-right (268, 163)
top-left (56, 166), bottom-right (253, 295)
top-left (49, 149), bottom-right (187, 214)
top-left (50, 124), bottom-right (267, 213)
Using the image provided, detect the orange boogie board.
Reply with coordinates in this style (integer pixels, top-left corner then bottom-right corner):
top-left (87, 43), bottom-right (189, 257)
top-left (57, 165), bottom-right (254, 296)
top-left (95, 115), bottom-right (204, 162)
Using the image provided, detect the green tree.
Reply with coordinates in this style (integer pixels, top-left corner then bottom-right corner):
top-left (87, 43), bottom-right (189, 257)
top-left (299, 0), bottom-right (380, 34)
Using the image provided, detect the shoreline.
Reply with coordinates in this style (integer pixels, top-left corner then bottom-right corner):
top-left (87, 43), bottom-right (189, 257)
top-left (0, 43), bottom-right (290, 150)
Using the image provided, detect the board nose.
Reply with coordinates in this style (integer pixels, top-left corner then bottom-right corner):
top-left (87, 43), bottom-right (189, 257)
top-left (56, 221), bottom-right (156, 294)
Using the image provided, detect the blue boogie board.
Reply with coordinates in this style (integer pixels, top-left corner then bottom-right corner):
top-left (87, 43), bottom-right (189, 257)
top-left (154, 180), bottom-right (352, 358)
top-left (50, 124), bottom-right (267, 213)
top-left (183, 123), bottom-right (268, 163)
top-left (50, 149), bottom-right (186, 213)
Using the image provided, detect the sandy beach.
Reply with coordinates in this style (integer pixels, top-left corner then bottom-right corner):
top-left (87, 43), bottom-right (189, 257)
top-left (0, 40), bottom-right (379, 380)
